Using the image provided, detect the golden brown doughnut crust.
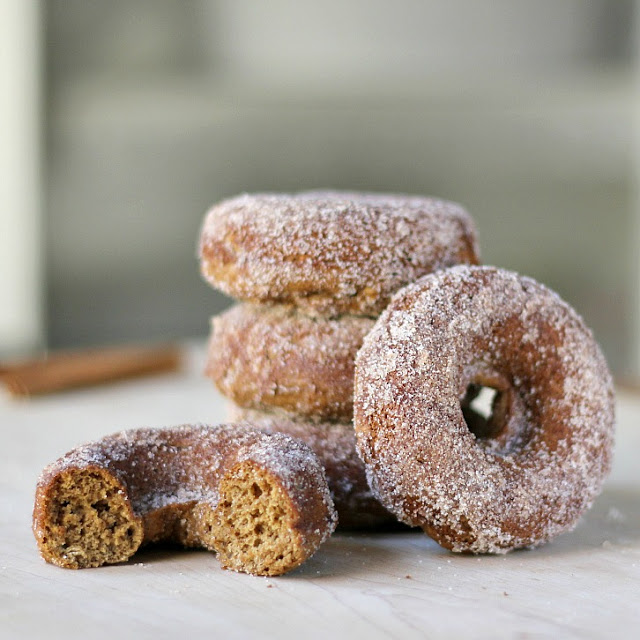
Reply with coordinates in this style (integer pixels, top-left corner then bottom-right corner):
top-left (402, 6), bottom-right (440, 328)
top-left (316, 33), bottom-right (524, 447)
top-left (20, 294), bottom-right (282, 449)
top-left (33, 425), bottom-right (336, 575)
top-left (354, 266), bottom-right (615, 553)
top-left (229, 407), bottom-right (399, 529)
top-left (207, 304), bottom-right (374, 422)
top-left (199, 191), bottom-right (479, 317)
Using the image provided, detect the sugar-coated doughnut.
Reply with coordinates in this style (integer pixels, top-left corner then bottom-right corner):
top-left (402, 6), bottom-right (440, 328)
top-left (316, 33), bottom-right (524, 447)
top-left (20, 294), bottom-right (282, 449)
top-left (199, 191), bottom-right (479, 317)
top-left (33, 425), bottom-right (337, 575)
top-left (229, 406), bottom-right (399, 529)
top-left (207, 304), bottom-right (374, 421)
top-left (354, 266), bottom-right (615, 553)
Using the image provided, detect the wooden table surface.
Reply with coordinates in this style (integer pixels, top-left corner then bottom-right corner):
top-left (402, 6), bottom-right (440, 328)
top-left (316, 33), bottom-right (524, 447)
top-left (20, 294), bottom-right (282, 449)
top-left (2, 345), bottom-right (639, 639)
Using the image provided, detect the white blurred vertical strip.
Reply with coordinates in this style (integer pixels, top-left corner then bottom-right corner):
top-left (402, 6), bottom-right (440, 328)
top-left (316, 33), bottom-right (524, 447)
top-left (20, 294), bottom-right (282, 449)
top-left (0, 0), bottom-right (43, 355)
top-left (634, 0), bottom-right (640, 377)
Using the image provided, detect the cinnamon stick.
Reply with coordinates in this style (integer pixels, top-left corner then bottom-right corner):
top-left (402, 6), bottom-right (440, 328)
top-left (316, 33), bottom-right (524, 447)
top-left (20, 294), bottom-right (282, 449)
top-left (0, 344), bottom-right (181, 398)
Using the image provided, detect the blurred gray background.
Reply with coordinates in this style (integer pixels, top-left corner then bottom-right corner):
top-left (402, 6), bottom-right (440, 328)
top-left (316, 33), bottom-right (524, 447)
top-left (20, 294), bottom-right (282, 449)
top-left (2, 0), bottom-right (639, 376)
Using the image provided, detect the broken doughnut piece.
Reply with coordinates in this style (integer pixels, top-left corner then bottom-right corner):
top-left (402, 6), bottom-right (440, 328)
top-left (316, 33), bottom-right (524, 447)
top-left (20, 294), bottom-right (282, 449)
top-left (33, 425), bottom-right (337, 575)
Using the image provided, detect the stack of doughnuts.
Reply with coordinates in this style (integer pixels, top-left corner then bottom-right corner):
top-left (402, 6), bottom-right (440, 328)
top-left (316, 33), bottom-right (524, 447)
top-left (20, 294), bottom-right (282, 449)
top-left (198, 191), bottom-right (480, 528)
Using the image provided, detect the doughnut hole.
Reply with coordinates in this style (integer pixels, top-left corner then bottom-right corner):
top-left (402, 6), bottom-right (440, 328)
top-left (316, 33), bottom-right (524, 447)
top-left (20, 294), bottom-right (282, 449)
top-left (461, 384), bottom-right (506, 439)
top-left (37, 469), bottom-right (143, 568)
top-left (460, 372), bottom-right (528, 455)
top-left (205, 462), bottom-right (305, 576)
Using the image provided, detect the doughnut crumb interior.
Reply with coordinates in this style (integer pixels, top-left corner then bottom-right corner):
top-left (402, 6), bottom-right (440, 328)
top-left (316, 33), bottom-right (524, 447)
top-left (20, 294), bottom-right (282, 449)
top-left (211, 461), bottom-right (312, 574)
top-left (36, 468), bottom-right (143, 569)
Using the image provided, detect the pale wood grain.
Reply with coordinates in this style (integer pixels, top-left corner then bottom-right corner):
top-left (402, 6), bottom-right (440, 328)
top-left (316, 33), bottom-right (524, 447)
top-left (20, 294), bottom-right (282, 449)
top-left (2, 343), bottom-right (638, 639)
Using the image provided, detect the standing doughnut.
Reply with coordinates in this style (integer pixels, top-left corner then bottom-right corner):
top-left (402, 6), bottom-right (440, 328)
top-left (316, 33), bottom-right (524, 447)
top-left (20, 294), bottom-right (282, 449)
top-left (354, 266), bottom-right (615, 553)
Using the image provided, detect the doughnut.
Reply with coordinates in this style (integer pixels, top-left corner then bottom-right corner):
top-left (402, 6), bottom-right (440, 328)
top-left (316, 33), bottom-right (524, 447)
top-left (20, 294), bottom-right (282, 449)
top-left (33, 425), bottom-right (337, 575)
top-left (207, 304), bottom-right (374, 422)
top-left (354, 265), bottom-right (615, 553)
top-left (229, 406), bottom-right (400, 529)
top-left (198, 191), bottom-right (479, 317)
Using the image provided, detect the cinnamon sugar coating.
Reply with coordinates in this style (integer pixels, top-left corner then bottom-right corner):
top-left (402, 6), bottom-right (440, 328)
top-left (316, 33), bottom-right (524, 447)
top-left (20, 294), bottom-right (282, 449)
top-left (354, 266), bottom-right (615, 553)
top-left (33, 425), bottom-right (336, 575)
top-left (199, 191), bottom-right (479, 317)
top-left (229, 407), bottom-right (400, 529)
top-left (207, 304), bottom-right (373, 422)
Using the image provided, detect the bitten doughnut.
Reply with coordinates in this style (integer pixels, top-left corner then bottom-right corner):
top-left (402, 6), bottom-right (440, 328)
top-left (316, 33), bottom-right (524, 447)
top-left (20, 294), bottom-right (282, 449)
top-left (199, 191), bottom-right (479, 317)
top-left (207, 304), bottom-right (374, 421)
top-left (229, 407), bottom-right (399, 529)
top-left (33, 425), bottom-right (337, 575)
top-left (354, 265), bottom-right (615, 553)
